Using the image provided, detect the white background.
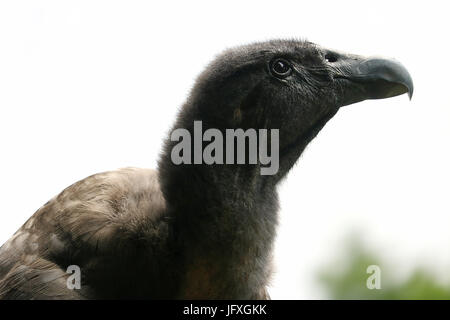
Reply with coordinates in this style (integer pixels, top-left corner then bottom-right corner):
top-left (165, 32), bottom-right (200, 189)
top-left (0, 1), bottom-right (449, 299)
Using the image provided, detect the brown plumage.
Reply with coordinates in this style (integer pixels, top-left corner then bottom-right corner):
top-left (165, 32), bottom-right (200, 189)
top-left (0, 168), bottom-right (168, 298)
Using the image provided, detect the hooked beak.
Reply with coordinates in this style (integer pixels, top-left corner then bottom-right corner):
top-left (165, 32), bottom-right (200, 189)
top-left (326, 50), bottom-right (414, 107)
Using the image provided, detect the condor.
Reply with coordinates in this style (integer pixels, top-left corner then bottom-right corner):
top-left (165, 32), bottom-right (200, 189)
top-left (0, 40), bottom-right (413, 299)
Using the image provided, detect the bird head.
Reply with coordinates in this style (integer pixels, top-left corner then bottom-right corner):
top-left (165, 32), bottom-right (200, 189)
top-left (166, 39), bottom-right (413, 181)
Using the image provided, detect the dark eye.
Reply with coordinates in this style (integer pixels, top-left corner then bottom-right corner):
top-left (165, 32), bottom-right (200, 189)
top-left (270, 59), bottom-right (292, 77)
top-left (325, 53), bottom-right (338, 63)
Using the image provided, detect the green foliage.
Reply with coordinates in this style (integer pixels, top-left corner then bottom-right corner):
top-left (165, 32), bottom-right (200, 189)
top-left (318, 239), bottom-right (450, 300)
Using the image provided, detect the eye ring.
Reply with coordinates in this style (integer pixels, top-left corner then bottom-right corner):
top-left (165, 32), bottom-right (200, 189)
top-left (270, 58), bottom-right (292, 78)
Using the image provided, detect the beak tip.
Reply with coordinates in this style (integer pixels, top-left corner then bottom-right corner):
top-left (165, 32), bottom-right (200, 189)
top-left (405, 74), bottom-right (414, 100)
top-left (407, 81), bottom-right (414, 100)
top-left (408, 89), bottom-right (413, 100)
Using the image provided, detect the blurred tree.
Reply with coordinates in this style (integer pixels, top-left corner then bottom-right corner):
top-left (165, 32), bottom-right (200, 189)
top-left (318, 237), bottom-right (450, 299)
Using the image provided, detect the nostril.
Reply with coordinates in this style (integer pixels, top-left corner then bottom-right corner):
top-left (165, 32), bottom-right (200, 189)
top-left (325, 53), bottom-right (338, 63)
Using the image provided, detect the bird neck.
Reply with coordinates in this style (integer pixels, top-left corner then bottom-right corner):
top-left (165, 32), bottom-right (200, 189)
top-left (159, 152), bottom-right (278, 240)
top-left (158, 153), bottom-right (278, 298)
top-left (157, 110), bottom-right (280, 283)
top-left (157, 104), bottom-right (280, 227)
